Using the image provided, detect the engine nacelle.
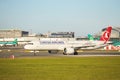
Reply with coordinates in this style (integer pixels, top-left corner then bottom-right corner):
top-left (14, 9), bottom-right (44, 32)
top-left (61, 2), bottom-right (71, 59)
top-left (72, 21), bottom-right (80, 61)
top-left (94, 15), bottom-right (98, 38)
top-left (63, 48), bottom-right (75, 55)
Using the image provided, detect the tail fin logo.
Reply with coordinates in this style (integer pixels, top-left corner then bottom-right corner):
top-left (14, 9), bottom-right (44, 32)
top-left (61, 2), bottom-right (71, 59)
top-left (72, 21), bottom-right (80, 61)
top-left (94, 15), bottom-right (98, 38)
top-left (100, 26), bottom-right (112, 43)
top-left (105, 31), bottom-right (109, 39)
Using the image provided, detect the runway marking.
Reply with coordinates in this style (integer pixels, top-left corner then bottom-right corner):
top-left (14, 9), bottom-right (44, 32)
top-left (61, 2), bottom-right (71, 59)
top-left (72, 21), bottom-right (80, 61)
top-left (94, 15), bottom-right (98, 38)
top-left (63, 55), bottom-right (120, 57)
top-left (0, 50), bottom-right (2, 52)
top-left (77, 50), bottom-right (83, 52)
top-left (8, 50), bottom-right (11, 52)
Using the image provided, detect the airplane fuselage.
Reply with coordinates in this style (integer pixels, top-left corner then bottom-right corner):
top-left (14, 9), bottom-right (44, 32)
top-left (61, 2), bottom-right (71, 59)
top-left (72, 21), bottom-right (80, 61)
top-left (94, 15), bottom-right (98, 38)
top-left (24, 40), bottom-right (105, 50)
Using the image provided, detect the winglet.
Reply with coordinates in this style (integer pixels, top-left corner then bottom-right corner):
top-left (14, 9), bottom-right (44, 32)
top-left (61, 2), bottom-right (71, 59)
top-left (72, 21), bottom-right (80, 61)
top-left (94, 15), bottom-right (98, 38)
top-left (88, 34), bottom-right (94, 41)
top-left (13, 38), bottom-right (18, 44)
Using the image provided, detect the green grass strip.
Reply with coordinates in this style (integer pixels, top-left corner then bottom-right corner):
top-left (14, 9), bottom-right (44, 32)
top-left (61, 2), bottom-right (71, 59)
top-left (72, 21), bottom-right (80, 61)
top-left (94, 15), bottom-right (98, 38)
top-left (0, 56), bottom-right (120, 80)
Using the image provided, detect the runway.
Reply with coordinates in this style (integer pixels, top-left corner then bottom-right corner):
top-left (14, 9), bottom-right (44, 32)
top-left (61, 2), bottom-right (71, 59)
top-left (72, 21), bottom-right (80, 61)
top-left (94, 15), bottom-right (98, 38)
top-left (0, 47), bottom-right (120, 58)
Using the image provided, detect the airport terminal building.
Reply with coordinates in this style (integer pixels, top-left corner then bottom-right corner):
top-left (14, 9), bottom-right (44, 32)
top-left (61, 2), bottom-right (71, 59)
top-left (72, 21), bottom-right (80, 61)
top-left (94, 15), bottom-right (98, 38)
top-left (0, 29), bottom-right (29, 38)
top-left (0, 27), bottom-right (120, 45)
top-left (46, 32), bottom-right (75, 38)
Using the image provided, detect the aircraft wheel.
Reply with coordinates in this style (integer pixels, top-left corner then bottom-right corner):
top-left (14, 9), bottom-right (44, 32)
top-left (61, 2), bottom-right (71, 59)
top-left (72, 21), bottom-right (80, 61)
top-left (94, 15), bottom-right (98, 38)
top-left (63, 52), bottom-right (67, 55)
top-left (74, 52), bottom-right (78, 55)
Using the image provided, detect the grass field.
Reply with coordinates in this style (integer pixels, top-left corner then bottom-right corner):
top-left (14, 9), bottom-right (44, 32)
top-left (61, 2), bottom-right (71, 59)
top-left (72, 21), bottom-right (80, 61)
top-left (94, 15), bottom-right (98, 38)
top-left (0, 56), bottom-right (120, 80)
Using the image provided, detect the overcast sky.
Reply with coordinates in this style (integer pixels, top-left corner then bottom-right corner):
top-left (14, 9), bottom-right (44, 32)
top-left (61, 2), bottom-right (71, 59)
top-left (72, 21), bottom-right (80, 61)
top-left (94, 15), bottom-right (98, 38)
top-left (0, 0), bottom-right (120, 36)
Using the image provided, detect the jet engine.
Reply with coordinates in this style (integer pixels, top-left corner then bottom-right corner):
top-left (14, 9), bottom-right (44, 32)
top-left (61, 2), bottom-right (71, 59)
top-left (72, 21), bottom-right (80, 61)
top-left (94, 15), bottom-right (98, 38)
top-left (63, 48), bottom-right (75, 55)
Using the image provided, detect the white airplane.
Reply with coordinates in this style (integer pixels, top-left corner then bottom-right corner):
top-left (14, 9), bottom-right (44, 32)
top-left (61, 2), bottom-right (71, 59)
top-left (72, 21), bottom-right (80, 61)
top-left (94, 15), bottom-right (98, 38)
top-left (24, 26), bottom-right (112, 55)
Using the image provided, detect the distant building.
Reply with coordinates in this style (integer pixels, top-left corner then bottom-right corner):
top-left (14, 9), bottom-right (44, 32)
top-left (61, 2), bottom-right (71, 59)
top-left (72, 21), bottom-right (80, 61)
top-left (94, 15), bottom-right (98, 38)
top-left (47, 32), bottom-right (75, 38)
top-left (0, 29), bottom-right (29, 38)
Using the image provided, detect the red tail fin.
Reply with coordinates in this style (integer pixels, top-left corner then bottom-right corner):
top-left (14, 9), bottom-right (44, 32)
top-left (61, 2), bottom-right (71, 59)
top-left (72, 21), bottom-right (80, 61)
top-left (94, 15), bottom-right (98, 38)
top-left (100, 26), bottom-right (112, 43)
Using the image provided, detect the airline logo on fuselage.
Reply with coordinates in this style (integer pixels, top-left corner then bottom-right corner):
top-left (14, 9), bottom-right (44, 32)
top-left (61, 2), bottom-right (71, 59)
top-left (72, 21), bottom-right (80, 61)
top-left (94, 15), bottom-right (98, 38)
top-left (40, 41), bottom-right (65, 44)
